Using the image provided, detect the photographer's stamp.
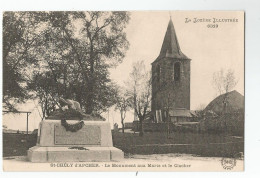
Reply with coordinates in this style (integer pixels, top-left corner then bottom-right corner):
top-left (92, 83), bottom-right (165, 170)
top-left (221, 158), bottom-right (237, 170)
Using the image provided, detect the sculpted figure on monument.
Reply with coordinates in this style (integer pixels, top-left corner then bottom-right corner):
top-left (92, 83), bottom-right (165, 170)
top-left (46, 97), bottom-right (105, 122)
top-left (59, 98), bottom-right (83, 113)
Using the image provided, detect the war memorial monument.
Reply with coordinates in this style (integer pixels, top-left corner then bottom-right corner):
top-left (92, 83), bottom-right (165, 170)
top-left (27, 98), bottom-right (124, 162)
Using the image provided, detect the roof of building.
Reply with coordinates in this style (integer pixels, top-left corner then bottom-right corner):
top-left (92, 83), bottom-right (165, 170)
top-left (152, 19), bottom-right (190, 64)
top-left (169, 108), bottom-right (196, 117)
top-left (204, 90), bottom-right (244, 114)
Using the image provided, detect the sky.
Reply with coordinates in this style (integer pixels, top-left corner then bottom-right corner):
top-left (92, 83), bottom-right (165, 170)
top-left (2, 11), bottom-right (244, 131)
top-left (110, 11), bottom-right (244, 108)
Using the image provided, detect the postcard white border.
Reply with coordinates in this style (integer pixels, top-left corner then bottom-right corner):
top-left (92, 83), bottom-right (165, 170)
top-left (0, 0), bottom-right (260, 178)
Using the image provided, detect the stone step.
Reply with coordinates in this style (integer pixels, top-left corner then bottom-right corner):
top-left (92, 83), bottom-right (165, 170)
top-left (28, 146), bottom-right (124, 162)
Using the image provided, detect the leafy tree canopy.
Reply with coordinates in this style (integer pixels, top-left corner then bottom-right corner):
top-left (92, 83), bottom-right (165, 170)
top-left (3, 11), bottom-right (130, 116)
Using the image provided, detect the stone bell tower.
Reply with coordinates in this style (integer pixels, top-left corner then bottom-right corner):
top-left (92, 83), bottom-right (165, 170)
top-left (151, 18), bottom-right (191, 118)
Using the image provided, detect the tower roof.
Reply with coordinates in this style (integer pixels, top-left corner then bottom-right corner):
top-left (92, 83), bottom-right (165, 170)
top-left (153, 19), bottom-right (190, 63)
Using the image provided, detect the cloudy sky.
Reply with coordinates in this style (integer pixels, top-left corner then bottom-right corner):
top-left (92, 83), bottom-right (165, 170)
top-left (3, 11), bottom-right (244, 131)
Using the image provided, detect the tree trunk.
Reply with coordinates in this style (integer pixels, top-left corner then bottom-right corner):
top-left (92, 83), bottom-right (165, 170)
top-left (167, 111), bottom-right (170, 139)
top-left (85, 78), bottom-right (94, 114)
top-left (86, 93), bottom-right (93, 114)
top-left (139, 119), bottom-right (144, 136)
top-left (45, 98), bottom-right (49, 117)
top-left (86, 59), bottom-right (95, 114)
top-left (121, 120), bottom-right (125, 134)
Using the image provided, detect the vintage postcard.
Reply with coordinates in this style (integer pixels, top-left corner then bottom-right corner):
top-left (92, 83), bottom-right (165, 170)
top-left (2, 11), bottom-right (244, 171)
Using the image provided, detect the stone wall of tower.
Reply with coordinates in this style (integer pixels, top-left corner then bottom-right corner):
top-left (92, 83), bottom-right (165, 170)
top-left (151, 57), bottom-right (190, 113)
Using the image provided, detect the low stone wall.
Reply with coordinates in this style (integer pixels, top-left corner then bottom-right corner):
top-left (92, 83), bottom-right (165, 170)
top-left (124, 122), bottom-right (133, 129)
top-left (133, 121), bottom-right (169, 132)
top-left (143, 123), bottom-right (172, 132)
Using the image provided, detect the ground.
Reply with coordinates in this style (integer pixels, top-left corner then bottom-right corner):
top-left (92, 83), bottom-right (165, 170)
top-left (2, 130), bottom-right (244, 171)
top-left (3, 154), bottom-right (243, 171)
top-left (112, 129), bottom-right (244, 157)
top-left (3, 130), bottom-right (244, 158)
top-left (3, 133), bottom-right (37, 157)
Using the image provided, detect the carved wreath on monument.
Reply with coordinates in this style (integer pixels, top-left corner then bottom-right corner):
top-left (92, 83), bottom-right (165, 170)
top-left (46, 98), bottom-right (105, 132)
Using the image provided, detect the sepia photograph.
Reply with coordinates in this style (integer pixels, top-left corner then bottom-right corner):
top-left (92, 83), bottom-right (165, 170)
top-left (2, 10), bottom-right (244, 171)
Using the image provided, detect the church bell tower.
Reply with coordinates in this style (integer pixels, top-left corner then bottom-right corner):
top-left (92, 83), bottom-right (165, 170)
top-left (151, 18), bottom-right (191, 117)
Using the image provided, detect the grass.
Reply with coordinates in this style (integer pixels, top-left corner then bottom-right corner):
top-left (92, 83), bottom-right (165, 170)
top-left (2, 131), bottom-right (243, 158)
top-left (3, 133), bottom-right (37, 157)
top-left (112, 131), bottom-right (244, 158)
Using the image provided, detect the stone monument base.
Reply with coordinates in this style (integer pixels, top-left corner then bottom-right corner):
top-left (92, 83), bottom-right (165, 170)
top-left (27, 120), bottom-right (124, 162)
top-left (28, 146), bottom-right (123, 162)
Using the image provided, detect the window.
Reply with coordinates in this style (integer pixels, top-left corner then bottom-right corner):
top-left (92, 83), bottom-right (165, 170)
top-left (174, 62), bottom-right (181, 81)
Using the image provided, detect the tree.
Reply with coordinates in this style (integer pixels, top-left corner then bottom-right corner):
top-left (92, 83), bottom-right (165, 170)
top-left (115, 88), bottom-right (131, 133)
top-left (212, 68), bottom-right (238, 114)
top-left (3, 12), bottom-right (45, 110)
top-left (195, 104), bottom-right (206, 118)
top-left (212, 69), bottom-right (238, 95)
top-left (161, 93), bottom-right (175, 138)
top-left (3, 11), bottom-right (130, 115)
top-left (32, 11), bottom-right (130, 114)
top-left (27, 72), bottom-right (63, 119)
top-left (127, 61), bottom-right (151, 136)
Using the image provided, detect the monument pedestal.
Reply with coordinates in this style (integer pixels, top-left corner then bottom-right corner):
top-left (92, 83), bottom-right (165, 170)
top-left (28, 120), bottom-right (124, 162)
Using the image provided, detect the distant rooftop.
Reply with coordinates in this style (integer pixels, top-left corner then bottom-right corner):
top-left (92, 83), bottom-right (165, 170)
top-left (169, 108), bottom-right (197, 117)
top-left (204, 90), bottom-right (244, 114)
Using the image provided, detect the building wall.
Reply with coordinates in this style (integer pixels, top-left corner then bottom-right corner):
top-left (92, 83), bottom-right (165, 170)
top-left (151, 57), bottom-right (191, 113)
top-left (171, 117), bottom-right (192, 123)
top-left (124, 122), bottom-right (133, 129)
